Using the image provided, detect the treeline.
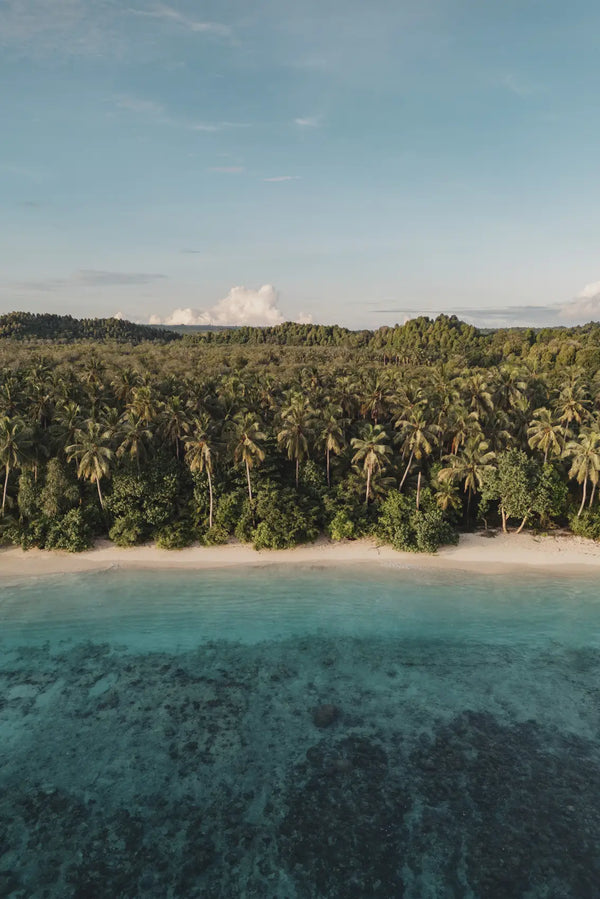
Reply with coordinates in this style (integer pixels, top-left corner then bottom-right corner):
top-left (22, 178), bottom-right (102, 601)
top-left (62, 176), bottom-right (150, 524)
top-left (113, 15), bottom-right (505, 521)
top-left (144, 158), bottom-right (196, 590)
top-left (3, 310), bottom-right (600, 370)
top-left (0, 312), bottom-right (178, 344)
top-left (1, 323), bottom-right (600, 553)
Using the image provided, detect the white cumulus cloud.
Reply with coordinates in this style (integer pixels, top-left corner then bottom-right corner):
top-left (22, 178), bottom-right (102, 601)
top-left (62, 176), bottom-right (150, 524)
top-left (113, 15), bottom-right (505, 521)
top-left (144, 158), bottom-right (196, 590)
top-left (150, 284), bottom-right (312, 327)
top-left (559, 280), bottom-right (600, 321)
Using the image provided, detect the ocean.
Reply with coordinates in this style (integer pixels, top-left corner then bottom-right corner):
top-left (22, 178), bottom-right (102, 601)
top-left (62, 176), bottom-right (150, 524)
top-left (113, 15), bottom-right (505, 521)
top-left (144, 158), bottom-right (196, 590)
top-left (1, 564), bottom-right (599, 897)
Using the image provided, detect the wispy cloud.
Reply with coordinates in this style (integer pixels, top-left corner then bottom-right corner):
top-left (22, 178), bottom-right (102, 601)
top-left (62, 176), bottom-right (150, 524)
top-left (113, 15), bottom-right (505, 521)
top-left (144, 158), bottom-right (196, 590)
top-left (114, 95), bottom-right (249, 133)
top-left (294, 115), bottom-right (322, 128)
top-left (75, 270), bottom-right (167, 286)
top-left (263, 175), bottom-right (300, 182)
top-left (499, 73), bottom-right (538, 99)
top-left (191, 121), bottom-right (250, 132)
top-left (7, 269), bottom-right (167, 294)
top-left (208, 166), bottom-right (244, 174)
top-left (115, 94), bottom-right (167, 117)
top-left (127, 4), bottom-right (231, 38)
top-left (0, 0), bottom-right (127, 58)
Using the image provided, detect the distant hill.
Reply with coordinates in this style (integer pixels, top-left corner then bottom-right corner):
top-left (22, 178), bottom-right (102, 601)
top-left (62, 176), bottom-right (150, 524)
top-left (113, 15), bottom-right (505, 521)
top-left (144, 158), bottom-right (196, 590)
top-left (0, 312), bottom-right (180, 343)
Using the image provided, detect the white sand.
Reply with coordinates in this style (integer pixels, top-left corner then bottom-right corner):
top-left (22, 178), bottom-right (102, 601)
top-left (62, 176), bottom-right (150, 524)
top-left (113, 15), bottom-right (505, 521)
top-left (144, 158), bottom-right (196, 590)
top-left (1, 532), bottom-right (600, 579)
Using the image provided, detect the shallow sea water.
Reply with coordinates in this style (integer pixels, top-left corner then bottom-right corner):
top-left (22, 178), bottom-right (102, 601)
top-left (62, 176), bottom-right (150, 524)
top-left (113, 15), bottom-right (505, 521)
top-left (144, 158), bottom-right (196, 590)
top-left (1, 563), bottom-right (599, 898)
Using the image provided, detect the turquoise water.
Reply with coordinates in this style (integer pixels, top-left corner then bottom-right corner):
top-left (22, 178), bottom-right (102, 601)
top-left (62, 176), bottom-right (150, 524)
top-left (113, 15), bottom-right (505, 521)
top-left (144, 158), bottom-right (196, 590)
top-left (1, 564), bottom-right (599, 897)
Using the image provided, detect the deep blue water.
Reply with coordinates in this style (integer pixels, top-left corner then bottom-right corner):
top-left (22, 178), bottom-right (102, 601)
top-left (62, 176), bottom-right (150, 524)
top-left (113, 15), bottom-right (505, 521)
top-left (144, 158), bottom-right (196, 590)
top-left (1, 564), bottom-right (599, 897)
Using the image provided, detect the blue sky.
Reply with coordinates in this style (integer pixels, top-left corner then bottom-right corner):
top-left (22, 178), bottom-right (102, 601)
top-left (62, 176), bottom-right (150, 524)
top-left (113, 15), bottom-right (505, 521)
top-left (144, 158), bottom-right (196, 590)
top-left (2, 0), bottom-right (600, 329)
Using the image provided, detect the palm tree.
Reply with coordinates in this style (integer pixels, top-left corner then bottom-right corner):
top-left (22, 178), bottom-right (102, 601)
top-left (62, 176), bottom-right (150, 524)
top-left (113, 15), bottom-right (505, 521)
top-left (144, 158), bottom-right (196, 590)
top-left (232, 412), bottom-right (266, 501)
top-left (0, 416), bottom-right (32, 516)
top-left (117, 412), bottom-right (153, 475)
top-left (555, 382), bottom-right (590, 448)
top-left (563, 427), bottom-right (600, 517)
top-left (318, 405), bottom-right (345, 488)
top-left (161, 395), bottom-right (191, 460)
top-left (185, 418), bottom-right (216, 529)
top-left (439, 437), bottom-right (496, 520)
top-left (277, 394), bottom-right (314, 487)
top-left (395, 407), bottom-right (439, 491)
top-left (66, 421), bottom-right (113, 509)
top-left (527, 407), bottom-right (563, 463)
top-left (351, 424), bottom-right (392, 504)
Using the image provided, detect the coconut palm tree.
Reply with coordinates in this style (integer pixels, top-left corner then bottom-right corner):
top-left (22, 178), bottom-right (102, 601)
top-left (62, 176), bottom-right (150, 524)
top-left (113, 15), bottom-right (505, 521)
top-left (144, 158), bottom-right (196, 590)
top-left (66, 421), bottom-right (113, 509)
top-left (318, 405), bottom-right (345, 488)
top-left (185, 418), bottom-right (216, 529)
top-left (395, 407), bottom-right (440, 491)
top-left (161, 395), bottom-right (191, 460)
top-left (439, 437), bottom-right (496, 520)
top-left (0, 416), bottom-right (32, 515)
top-left (555, 381), bottom-right (590, 447)
top-left (563, 426), bottom-right (600, 517)
top-left (231, 412), bottom-right (266, 501)
top-left (527, 408), bottom-right (563, 463)
top-left (117, 412), bottom-right (153, 475)
top-left (351, 424), bottom-right (392, 504)
top-left (277, 393), bottom-right (315, 487)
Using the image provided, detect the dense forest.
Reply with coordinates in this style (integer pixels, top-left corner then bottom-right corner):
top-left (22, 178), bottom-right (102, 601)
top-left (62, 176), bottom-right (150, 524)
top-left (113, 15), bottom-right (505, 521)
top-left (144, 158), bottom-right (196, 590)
top-left (1, 311), bottom-right (600, 553)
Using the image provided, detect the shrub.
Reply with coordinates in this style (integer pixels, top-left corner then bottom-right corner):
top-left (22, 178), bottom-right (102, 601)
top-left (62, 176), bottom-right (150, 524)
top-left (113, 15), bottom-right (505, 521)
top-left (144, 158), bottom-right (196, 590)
top-left (109, 514), bottom-right (146, 547)
top-left (201, 524), bottom-right (229, 546)
top-left (376, 491), bottom-right (458, 553)
top-left (251, 486), bottom-right (320, 550)
top-left (569, 508), bottom-right (600, 541)
top-left (155, 520), bottom-right (194, 549)
top-left (45, 509), bottom-right (92, 552)
top-left (328, 509), bottom-right (355, 541)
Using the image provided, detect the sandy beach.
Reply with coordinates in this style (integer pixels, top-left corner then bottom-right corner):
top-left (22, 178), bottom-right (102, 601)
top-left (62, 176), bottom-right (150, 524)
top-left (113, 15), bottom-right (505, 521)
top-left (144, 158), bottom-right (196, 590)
top-left (1, 531), bottom-right (600, 579)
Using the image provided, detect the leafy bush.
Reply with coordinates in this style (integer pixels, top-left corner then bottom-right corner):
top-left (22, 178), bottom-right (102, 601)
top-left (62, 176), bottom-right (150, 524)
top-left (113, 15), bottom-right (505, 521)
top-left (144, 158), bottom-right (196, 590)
top-left (155, 520), bottom-right (194, 549)
top-left (569, 508), bottom-right (600, 541)
top-left (328, 509), bottom-right (355, 541)
top-left (201, 524), bottom-right (229, 546)
top-left (251, 485), bottom-right (320, 550)
top-left (376, 491), bottom-right (458, 553)
top-left (45, 508), bottom-right (92, 552)
top-left (109, 514), bottom-right (146, 547)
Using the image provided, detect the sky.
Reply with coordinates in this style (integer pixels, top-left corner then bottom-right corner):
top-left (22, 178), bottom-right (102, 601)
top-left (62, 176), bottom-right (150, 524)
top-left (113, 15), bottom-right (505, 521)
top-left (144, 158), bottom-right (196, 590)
top-left (2, 0), bottom-right (600, 330)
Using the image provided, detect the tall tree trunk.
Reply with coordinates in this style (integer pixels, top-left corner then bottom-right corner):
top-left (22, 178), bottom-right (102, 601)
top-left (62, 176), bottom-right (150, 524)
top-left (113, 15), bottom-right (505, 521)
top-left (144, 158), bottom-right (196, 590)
top-left (589, 480), bottom-right (597, 509)
top-left (96, 478), bottom-right (104, 510)
top-left (416, 471), bottom-right (422, 510)
top-left (246, 460), bottom-right (253, 502)
top-left (501, 506), bottom-right (507, 533)
top-left (295, 458), bottom-right (299, 489)
top-left (365, 465), bottom-right (371, 505)
top-left (326, 448), bottom-right (330, 488)
top-left (2, 464), bottom-right (9, 516)
top-left (399, 449), bottom-right (414, 491)
top-left (207, 468), bottom-right (213, 529)
top-left (516, 514), bottom-right (528, 534)
top-left (544, 445), bottom-right (548, 464)
top-left (578, 478), bottom-right (587, 517)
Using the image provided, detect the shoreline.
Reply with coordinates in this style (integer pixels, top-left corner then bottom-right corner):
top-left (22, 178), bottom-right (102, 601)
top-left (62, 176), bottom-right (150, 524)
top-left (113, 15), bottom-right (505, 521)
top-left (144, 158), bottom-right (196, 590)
top-left (2, 532), bottom-right (600, 580)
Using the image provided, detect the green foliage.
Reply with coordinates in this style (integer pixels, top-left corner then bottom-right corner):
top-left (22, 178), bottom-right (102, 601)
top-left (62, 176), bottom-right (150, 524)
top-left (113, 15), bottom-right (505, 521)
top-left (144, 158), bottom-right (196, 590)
top-left (481, 451), bottom-right (568, 529)
top-left (44, 509), bottom-right (92, 552)
top-left (328, 509), bottom-right (356, 541)
top-left (568, 508), bottom-right (600, 540)
top-left (201, 524), bottom-right (229, 545)
top-left (376, 490), bottom-right (458, 553)
top-left (17, 472), bottom-right (40, 521)
top-left (213, 490), bottom-right (247, 536)
top-left (40, 459), bottom-right (80, 518)
top-left (155, 520), bottom-right (194, 549)
top-left (109, 514), bottom-right (145, 547)
top-left (251, 485), bottom-right (320, 550)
